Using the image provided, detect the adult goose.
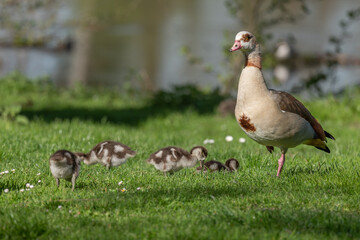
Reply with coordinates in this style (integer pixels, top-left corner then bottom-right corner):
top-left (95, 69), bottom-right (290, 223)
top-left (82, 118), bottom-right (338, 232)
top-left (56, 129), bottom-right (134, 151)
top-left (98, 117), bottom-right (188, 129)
top-left (229, 31), bottom-right (335, 177)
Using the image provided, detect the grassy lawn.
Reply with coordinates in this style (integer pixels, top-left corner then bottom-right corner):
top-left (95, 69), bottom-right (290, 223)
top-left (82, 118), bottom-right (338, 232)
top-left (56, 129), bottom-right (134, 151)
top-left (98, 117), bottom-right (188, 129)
top-left (1, 75), bottom-right (360, 239)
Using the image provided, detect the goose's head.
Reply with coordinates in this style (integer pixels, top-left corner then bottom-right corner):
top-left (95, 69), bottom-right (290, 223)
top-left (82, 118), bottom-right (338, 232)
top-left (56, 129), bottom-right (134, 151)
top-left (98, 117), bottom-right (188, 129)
top-left (229, 31), bottom-right (256, 53)
top-left (190, 146), bottom-right (208, 168)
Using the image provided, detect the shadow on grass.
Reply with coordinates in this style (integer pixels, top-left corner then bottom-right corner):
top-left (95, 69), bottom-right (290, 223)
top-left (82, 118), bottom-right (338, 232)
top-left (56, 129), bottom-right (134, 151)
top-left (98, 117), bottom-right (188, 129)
top-left (22, 106), bottom-right (173, 126)
top-left (21, 85), bottom-right (227, 126)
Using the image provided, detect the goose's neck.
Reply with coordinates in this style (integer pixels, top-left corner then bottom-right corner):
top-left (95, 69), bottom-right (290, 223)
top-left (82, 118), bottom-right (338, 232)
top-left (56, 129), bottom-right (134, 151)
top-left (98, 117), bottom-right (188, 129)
top-left (244, 44), bottom-right (261, 69)
top-left (236, 43), bottom-right (269, 108)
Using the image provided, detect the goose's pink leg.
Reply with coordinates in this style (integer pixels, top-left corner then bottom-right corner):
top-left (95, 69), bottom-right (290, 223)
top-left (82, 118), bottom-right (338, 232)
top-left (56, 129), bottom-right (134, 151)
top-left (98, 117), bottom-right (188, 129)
top-left (276, 153), bottom-right (285, 177)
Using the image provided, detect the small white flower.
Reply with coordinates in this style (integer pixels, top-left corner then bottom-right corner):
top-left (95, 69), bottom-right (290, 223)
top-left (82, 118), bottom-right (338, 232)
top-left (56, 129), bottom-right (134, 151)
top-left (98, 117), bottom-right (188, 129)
top-left (38, 180), bottom-right (42, 183)
top-left (26, 183), bottom-right (31, 188)
top-left (118, 181), bottom-right (123, 186)
top-left (36, 173), bottom-right (41, 176)
top-left (30, 185), bottom-right (34, 189)
top-left (4, 189), bottom-right (9, 193)
top-left (203, 139), bottom-right (215, 144)
top-left (121, 188), bottom-right (126, 192)
top-left (20, 189), bottom-right (25, 192)
top-left (4, 170), bottom-right (9, 174)
top-left (0, 172), bottom-right (4, 175)
top-left (11, 169), bottom-right (15, 172)
top-left (136, 187), bottom-right (141, 191)
top-left (225, 136), bottom-right (233, 142)
top-left (239, 138), bottom-right (246, 143)
top-left (58, 205), bottom-right (62, 209)
top-left (26, 189), bottom-right (30, 191)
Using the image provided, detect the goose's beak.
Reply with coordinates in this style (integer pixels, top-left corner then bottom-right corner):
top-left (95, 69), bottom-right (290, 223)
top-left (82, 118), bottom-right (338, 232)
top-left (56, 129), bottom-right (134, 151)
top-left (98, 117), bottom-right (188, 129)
top-left (229, 40), bottom-right (241, 52)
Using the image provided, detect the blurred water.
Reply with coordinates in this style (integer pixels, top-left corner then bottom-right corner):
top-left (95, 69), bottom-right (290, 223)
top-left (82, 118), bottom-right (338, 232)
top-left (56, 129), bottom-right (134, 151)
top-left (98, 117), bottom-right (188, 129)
top-left (0, 0), bottom-right (359, 93)
top-left (0, 48), bottom-right (71, 86)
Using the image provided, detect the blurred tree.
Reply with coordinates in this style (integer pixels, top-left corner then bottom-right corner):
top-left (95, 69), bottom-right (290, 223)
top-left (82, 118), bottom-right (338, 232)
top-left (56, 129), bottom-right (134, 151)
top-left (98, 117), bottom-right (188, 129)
top-left (223, 0), bottom-right (310, 94)
top-left (225, 0), bottom-right (309, 44)
top-left (69, 0), bottom-right (171, 92)
top-left (292, 6), bottom-right (360, 95)
top-left (183, 0), bottom-right (310, 94)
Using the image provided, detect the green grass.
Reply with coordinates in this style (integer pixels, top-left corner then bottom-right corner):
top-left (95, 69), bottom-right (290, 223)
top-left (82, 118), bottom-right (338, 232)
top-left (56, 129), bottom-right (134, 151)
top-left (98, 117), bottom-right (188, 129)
top-left (1, 76), bottom-right (360, 239)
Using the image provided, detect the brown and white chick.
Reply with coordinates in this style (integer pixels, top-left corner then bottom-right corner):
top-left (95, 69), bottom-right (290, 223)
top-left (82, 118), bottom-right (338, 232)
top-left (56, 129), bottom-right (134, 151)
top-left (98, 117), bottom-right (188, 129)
top-left (49, 150), bottom-right (81, 191)
top-left (76, 140), bottom-right (136, 170)
top-left (196, 160), bottom-right (227, 173)
top-left (147, 146), bottom-right (208, 175)
top-left (225, 158), bottom-right (239, 172)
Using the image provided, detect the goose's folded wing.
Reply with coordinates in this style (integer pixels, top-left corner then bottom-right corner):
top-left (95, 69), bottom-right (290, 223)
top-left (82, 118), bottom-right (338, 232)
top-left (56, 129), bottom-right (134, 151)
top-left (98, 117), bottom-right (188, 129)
top-left (269, 89), bottom-right (326, 141)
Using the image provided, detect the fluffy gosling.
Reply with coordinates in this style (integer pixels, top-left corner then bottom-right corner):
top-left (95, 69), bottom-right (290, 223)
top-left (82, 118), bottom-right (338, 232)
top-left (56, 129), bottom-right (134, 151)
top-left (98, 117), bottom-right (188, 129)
top-left (76, 140), bottom-right (136, 170)
top-left (49, 150), bottom-right (81, 191)
top-left (147, 146), bottom-right (207, 175)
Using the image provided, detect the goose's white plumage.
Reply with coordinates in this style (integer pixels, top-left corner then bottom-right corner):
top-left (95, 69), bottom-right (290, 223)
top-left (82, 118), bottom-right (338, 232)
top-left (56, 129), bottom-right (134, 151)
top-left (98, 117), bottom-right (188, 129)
top-left (230, 31), bottom-right (335, 177)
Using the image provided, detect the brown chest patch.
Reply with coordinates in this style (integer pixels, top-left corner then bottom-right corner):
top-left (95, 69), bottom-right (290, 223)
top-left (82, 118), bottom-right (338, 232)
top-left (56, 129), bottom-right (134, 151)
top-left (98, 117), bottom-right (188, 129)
top-left (238, 114), bottom-right (256, 132)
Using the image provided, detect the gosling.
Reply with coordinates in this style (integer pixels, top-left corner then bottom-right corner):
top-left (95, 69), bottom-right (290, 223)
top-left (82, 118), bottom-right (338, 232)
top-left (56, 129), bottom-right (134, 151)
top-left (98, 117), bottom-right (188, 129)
top-left (147, 146), bottom-right (207, 175)
top-left (49, 150), bottom-right (81, 191)
top-left (196, 160), bottom-right (227, 173)
top-left (225, 158), bottom-right (239, 172)
top-left (76, 140), bottom-right (136, 170)
top-left (196, 158), bottom-right (239, 173)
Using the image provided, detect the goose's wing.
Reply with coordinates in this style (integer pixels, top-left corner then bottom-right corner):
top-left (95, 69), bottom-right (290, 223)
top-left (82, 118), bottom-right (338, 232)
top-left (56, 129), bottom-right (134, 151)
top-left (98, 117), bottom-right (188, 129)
top-left (269, 89), bottom-right (326, 141)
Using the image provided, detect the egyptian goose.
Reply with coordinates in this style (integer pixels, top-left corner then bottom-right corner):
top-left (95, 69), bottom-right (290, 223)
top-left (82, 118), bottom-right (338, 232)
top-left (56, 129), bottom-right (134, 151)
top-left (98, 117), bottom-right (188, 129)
top-left (229, 31), bottom-right (335, 177)
top-left (49, 150), bottom-right (81, 191)
top-left (225, 158), bottom-right (239, 172)
top-left (147, 146), bottom-right (207, 175)
top-left (196, 160), bottom-right (227, 173)
top-left (76, 140), bottom-right (136, 170)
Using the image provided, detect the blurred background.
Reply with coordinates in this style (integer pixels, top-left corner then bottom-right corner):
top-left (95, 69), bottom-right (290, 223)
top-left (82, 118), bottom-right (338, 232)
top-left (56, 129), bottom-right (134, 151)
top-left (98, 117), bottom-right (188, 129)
top-left (0, 0), bottom-right (359, 97)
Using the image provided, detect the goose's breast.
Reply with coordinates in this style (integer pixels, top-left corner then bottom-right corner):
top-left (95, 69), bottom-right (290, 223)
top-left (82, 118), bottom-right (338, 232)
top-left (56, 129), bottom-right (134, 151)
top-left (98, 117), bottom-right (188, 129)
top-left (236, 109), bottom-right (314, 147)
